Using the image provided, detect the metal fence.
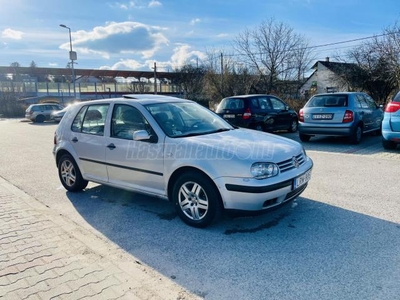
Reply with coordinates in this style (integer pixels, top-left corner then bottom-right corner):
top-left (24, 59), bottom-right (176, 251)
top-left (0, 80), bottom-right (182, 100)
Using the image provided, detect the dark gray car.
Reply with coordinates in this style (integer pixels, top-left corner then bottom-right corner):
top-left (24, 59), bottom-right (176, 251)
top-left (298, 92), bottom-right (383, 144)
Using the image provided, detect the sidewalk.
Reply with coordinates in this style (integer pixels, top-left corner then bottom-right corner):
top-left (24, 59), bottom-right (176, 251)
top-left (0, 177), bottom-right (200, 300)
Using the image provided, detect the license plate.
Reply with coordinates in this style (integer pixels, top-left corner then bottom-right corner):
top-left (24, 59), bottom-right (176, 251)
top-left (224, 114), bottom-right (235, 119)
top-left (312, 113), bottom-right (333, 120)
top-left (294, 169), bottom-right (312, 189)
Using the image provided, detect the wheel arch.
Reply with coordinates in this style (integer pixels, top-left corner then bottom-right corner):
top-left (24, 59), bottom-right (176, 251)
top-left (167, 166), bottom-right (221, 203)
top-left (55, 149), bottom-right (76, 167)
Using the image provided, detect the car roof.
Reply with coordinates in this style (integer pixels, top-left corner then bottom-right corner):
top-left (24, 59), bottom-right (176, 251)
top-left (70, 94), bottom-right (192, 106)
top-left (224, 94), bottom-right (276, 99)
top-left (312, 92), bottom-right (361, 97)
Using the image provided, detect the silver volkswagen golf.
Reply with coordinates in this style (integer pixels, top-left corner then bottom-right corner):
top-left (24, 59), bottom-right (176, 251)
top-left (53, 95), bottom-right (313, 227)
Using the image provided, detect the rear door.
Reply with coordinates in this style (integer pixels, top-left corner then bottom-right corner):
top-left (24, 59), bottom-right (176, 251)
top-left (69, 104), bottom-right (110, 183)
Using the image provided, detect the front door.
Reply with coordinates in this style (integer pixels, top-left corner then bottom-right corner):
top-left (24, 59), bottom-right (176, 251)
top-left (105, 104), bottom-right (165, 196)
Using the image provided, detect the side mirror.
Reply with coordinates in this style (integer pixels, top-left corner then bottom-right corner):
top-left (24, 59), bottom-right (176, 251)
top-left (133, 130), bottom-right (151, 141)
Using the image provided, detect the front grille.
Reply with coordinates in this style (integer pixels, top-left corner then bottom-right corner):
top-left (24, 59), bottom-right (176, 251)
top-left (277, 152), bottom-right (306, 173)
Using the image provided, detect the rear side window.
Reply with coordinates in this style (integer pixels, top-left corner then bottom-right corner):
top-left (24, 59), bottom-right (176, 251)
top-left (72, 104), bottom-right (109, 136)
top-left (307, 95), bottom-right (348, 107)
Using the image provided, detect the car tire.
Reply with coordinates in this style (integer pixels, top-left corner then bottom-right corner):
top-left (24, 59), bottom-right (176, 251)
top-left (288, 119), bottom-right (298, 132)
top-left (254, 123), bottom-right (264, 131)
top-left (35, 115), bottom-right (45, 123)
top-left (58, 154), bottom-right (88, 192)
top-left (299, 133), bottom-right (311, 142)
top-left (382, 138), bottom-right (397, 150)
top-left (350, 125), bottom-right (363, 144)
top-left (172, 171), bottom-right (222, 228)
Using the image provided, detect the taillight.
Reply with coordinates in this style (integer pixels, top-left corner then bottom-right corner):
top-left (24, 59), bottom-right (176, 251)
top-left (54, 132), bottom-right (57, 145)
top-left (242, 108), bottom-right (252, 120)
top-left (342, 110), bottom-right (354, 123)
top-left (385, 102), bottom-right (400, 113)
top-left (28, 110), bottom-right (33, 115)
top-left (299, 109), bottom-right (304, 122)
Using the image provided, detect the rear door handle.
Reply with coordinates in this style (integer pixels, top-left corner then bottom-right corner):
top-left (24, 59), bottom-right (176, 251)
top-left (71, 137), bottom-right (78, 143)
top-left (107, 143), bottom-right (116, 150)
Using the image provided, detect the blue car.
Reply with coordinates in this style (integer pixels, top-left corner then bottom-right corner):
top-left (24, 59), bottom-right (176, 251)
top-left (382, 91), bottom-right (400, 150)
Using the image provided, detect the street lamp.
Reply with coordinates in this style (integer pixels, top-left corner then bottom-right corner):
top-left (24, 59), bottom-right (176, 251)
top-left (59, 24), bottom-right (77, 98)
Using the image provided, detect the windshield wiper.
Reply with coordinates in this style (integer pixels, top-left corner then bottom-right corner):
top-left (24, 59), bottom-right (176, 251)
top-left (176, 128), bottom-right (231, 138)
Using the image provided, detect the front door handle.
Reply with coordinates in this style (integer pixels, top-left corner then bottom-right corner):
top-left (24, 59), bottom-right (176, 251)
top-left (71, 137), bottom-right (78, 143)
top-left (107, 143), bottom-right (116, 150)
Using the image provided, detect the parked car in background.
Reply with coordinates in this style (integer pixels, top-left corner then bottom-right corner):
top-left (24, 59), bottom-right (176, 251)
top-left (25, 103), bottom-right (64, 123)
top-left (382, 91), bottom-right (400, 150)
top-left (215, 94), bottom-right (299, 133)
top-left (53, 95), bottom-right (313, 228)
top-left (50, 106), bottom-right (69, 122)
top-left (298, 92), bottom-right (383, 144)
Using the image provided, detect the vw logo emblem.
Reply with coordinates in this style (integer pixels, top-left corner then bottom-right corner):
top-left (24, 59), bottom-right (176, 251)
top-left (293, 157), bottom-right (300, 168)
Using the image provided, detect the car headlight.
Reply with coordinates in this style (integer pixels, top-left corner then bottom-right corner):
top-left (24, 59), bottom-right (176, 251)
top-left (250, 162), bottom-right (279, 179)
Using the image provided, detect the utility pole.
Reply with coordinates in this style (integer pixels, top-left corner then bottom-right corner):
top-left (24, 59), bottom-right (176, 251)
top-left (153, 62), bottom-right (157, 94)
top-left (220, 52), bottom-right (223, 94)
top-left (59, 24), bottom-right (77, 98)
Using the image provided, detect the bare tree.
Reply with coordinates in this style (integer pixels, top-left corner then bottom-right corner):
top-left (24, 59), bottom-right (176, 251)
top-left (202, 50), bottom-right (260, 105)
top-left (233, 18), bottom-right (314, 94)
top-left (172, 64), bottom-right (208, 104)
top-left (344, 36), bottom-right (398, 102)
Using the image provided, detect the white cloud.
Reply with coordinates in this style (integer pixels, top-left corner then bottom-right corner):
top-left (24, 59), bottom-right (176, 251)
top-left (217, 33), bottom-right (228, 38)
top-left (2, 28), bottom-right (24, 40)
top-left (61, 21), bottom-right (169, 60)
top-left (113, 0), bottom-right (161, 9)
top-left (148, 0), bottom-right (162, 7)
top-left (106, 59), bottom-right (146, 70)
top-left (169, 44), bottom-right (207, 69)
top-left (190, 18), bottom-right (201, 26)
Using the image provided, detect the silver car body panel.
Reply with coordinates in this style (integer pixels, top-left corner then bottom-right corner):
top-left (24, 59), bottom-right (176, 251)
top-left (54, 97), bottom-right (313, 211)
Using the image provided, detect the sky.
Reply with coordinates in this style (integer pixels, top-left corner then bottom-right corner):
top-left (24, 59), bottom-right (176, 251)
top-left (0, 0), bottom-right (399, 73)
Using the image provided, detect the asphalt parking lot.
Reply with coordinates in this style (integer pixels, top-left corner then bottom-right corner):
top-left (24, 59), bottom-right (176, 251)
top-left (1, 119), bottom-right (399, 300)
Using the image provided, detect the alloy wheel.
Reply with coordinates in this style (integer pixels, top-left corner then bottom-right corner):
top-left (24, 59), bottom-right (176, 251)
top-left (178, 181), bottom-right (209, 221)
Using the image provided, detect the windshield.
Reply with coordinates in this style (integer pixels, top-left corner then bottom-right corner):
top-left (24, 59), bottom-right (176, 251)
top-left (146, 102), bottom-right (233, 137)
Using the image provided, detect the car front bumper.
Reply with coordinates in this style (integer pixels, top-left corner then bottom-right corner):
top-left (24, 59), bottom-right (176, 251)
top-left (214, 161), bottom-right (313, 211)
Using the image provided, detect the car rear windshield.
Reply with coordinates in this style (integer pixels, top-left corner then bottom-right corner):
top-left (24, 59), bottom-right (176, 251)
top-left (219, 98), bottom-right (245, 110)
top-left (306, 95), bottom-right (348, 107)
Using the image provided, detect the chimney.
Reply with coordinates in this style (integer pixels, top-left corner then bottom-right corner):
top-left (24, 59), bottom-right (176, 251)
top-left (326, 57), bottom-right (330, 62)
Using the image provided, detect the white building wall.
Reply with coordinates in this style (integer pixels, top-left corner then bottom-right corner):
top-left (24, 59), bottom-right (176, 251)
top-left (301, 62), bottom-right (351, 96)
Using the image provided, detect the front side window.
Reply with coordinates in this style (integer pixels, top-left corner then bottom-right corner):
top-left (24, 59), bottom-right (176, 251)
top-left (269, 97), bottom-right (285, 110)
top-left (111, 104), bottom-right (155, 141)
top-left (364, 94), bottom-right (378, 109)
top-left (356, 95), bottom-right (369, 109)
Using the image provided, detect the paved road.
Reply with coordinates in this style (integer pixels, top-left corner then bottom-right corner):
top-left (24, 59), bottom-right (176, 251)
top-left (1, 119), bottom-right (399, 300)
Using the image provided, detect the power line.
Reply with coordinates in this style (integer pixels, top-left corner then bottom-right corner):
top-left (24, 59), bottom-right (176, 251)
top-left (222, 30), bottom-right (400, 58)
